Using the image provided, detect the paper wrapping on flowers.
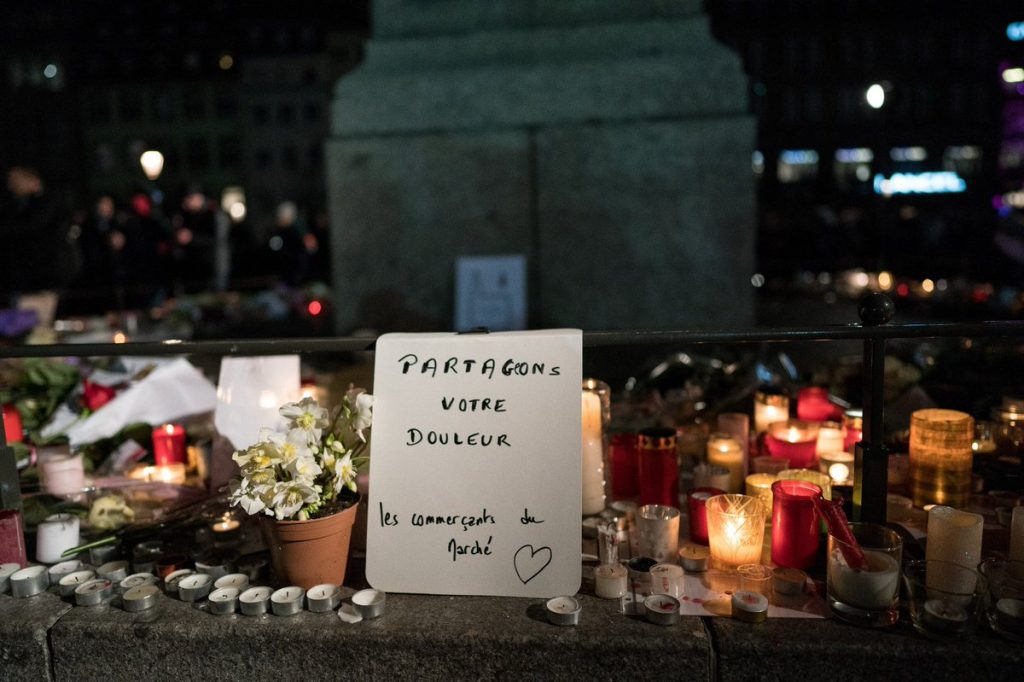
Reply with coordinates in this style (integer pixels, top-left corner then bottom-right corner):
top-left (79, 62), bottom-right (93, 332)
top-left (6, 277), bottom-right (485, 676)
top-left (50, 358), bottom-right (217, 446)
top-left (214, 355), bottom-right (300, 450)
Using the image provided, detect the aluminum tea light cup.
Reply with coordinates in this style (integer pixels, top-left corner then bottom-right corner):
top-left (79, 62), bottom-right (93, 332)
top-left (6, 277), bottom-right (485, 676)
top-left (97, 560), bottom-right (129, 582)
top-left (119, 573), bottom-right (158, 594)
top-left (270, 586), bottom-right (305, 616)
top-left (1, 562), bottom-right (23, 593)
top-left (306, 584), bottom-right (342, 613)
top-left (88, 543), bottom-right (119, 566)
top-left (545, 596), bottom-right (581, 626)
top-left (239, 586), bottom-right (274, 616)
top-left (732, 590), bottom-right (769, 623)
top-left (59, 569), bottom-right (96, 596)
top-left (208, 587), bottom-right (240, 615)
top-left (75, 578), bottom-right (114, 606)
top-left (122, 584), bottom-right (160, 613)
top-left (644, 594), bottom-right (682, 626)
top-left (10, 565), bottom-right (49, 598)
top-left (351, 588), bottom-right (387, 620)
top-left (163, 569), bottom-right (195, 595)
top-left (213, 573), bottom-right (249, 591)
top-left (48, 559), bottom-right (85, 583)
top-left (177, 573), bottom-right (213, 602)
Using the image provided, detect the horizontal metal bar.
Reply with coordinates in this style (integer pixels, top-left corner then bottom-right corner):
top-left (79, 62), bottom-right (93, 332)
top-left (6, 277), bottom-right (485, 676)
top-left (0, 320), bottom-right (1022, 358)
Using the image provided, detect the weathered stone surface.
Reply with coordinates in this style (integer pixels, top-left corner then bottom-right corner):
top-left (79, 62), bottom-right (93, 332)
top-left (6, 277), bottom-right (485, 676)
top-left (536, 119), bottom-right (756, 329)
top-left (709, 616), bottom-right (1024, 682)
top-left (50, 592), bottom-right (710, 681)
top-left (0, 591), bottom-right (71, 682)
top-left (325, 131), bottom-right (531, 331)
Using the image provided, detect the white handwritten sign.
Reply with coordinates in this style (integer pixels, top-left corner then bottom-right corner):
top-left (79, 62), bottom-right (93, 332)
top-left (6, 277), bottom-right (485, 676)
top-left (366, 330), bottom-right (582, 597)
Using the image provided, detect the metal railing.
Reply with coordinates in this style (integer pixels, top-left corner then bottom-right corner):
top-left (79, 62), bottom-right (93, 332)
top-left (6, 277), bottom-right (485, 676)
top-left (2, 293), bottom-right (1022, 522)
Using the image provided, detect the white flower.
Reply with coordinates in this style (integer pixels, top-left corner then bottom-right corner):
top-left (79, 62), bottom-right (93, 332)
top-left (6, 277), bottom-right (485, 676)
top-left (229, 478), bottom-right (270, 516)
top-left (259, 428), bottom-right (313, 467)
top-left (280, 397), bottom-right (329, 443)
top-left (286, 454), bottom-right (323, 481)
top-left (232, 442), bottom-right (283, 472)
top-left (350, 392), bottom-right (374, 440)
top-left (332, 452), bottom-right (357, 494)
top-left (270, 480), bottom-right (321, 520)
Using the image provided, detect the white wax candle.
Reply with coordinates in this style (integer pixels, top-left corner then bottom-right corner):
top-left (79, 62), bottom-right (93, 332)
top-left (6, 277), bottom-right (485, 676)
top-left (816, 425), bottom-right (845, 456)
top-left (717, 413), bottom-right (750, 462)
top-left (581, 390), bottom-right (606, 516)
top-left (754, 396), bottom-right (789, 435)
top-left (594, 563), bottom-right (627, 599)
top-left (36, 513), bottom-right (80, 564)
top-left (707, 434), bottom-right (744, 493)
top-left (40, 453), bottom-right (85, 496)
top-left (926, 506), bottom-right (983, 594)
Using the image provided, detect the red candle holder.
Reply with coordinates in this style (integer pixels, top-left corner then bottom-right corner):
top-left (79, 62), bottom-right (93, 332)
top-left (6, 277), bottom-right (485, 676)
top-left (687, 487), bottom-right (726, 545)
top-left (796, 387), bottom-right (843, 422)
top-left (843, 409), bottom-right (863, 452)
top-left (2, 404), bottom-right (23, 444)
top-left (637, 428), bottom-right (678, 507)
top-left (609, 432), bottom-right (639, 500)
top-left (771, 479), bottom-right (823, 569)
top-left (152, 423), bottom-right (187, 466)
top-left (764, 420), bottom-right (820, 469)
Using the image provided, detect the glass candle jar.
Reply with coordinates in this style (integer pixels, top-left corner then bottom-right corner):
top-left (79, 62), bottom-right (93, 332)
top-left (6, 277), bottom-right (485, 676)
top-left (638, 428), bottom-right (678, 507)
top-left (771, 480), bottom-right (823, 570)
top-left (706, 433), bottom-right (744, 493)
top-left (827, 523), bottom-right (902, 627)
top-left (609, 432), bottom-right (639, 500)
top-left (754, 389), bottom-right (790, 435)
top-left (687, 487), bottom-right (725, 545)
top-left (745, 473), bottom-right (775, 521)
top-left (765, 421), bottom-right (821, 469)
top-left (705, 494), bottom-right (765, 569)
top-left (843, 409), bottom-right (863, 452)
top-left (777, 468), bottom-right (832, 501)
top-left (909, 409), bottom-right (974, 508)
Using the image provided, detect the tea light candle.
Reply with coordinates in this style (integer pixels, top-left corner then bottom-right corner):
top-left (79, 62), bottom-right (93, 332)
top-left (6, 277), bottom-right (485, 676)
top-left (922, 598), bottom-right (969, 634)
top-left (208, 587), bottom-right (239, 615)
top-left (59, 569), bottom-right (95, 596)
top-left (644, 594), bottom-right (681, 626)
top-left (687, 487), bottom-right (725, 545)
top-left (351, 588), bottom-right (386, 619)
top-left (89, 543), bottom-right (118, 566)
top-left (306, 583), bottom-right (342, 613)
top-left (818, 450), bottom-right (855, 486)
top-left (765, 421), bottom-right (821, 469)
top-left (693, 464), bottom-right (731, 491)
top-left (214, 573), bottom-right (249, 591)
top-left (97, 560), bottom-right (129, 582)
top-left (745, 474), bottom-right (775, 520)
top-left (995, 598), bottom-right (1024, 631)
top-left (815, 423), bottom-right (846, 457)
top-left (47, 559), bottom-right (83, 582)
top-left (270, 586), bottom-right (305, 616)
top-left (210, 513), bottom-right (242, 544)
top-left (777, 468), bottom-right (832, 500)
top-left (678, 545), bottom-right (709, 573)
top-left (581, 381), bottom-right (609, 516)
top-left (650, 563), bottom-right (684, 598)
top-left (236, 552), bottom-right (270, 582)
top-left (594, 563), bottom-right (627, 599)
top-left (152, 423), bottom-right (186, 466)
top-left (545, 596), bottom-right (582, 626)
top-left (123, 583), bottom-right (160, 612)
top-left (163, 569), bottom-right (195, 595)
top-left (36, 513), bottom-right (80, 564)
top-left (926, 506), bottom-right (983, 594)
top-left (705, 494), bottom-right (766, 569)
top-left (754, 390), bottom-right (790, 435)
top-left (129, 463), bottom-right (187, 485)
top-left (717, 413), bottom-right (750, 465)
top-left (74, 577), bottom-right (114, 606)
top-left (155, 554), bottom-right (189, 579)
top-left (731, 590), bottom-right (769, 623)
top-left (707, 433), bottom-right (745, 493)
top-left (772, 567), bottom-right (807, 605)
top-left (0, 562), bottom-right (21, 593)
top-left (239, 586), bottom-right (273, 616)
top-left (195, 555), bottom-right (232, 579)
top-left (39, 452), bottom-right (85, 497)
top-left (10, 565), bottom-right (48, 598)
top-left (178, 573), bottom-right (213, 602)
top-left (119, 573), bottom-right (157, 593)
top-left (910, 409), bottom-right (974, 508)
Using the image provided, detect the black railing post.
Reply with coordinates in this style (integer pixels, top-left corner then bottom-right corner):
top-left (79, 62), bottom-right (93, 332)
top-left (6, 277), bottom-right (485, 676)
top-left (853, 293), bottom-right (895, 522)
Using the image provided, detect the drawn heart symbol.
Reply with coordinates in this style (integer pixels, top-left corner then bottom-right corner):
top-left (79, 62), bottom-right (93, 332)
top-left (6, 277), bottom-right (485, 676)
top-left (514, 545), bottom-right (552, 584)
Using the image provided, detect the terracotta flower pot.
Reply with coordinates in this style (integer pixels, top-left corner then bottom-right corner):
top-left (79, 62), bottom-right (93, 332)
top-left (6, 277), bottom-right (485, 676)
top-left (260, 499), bottom-right (359, 589)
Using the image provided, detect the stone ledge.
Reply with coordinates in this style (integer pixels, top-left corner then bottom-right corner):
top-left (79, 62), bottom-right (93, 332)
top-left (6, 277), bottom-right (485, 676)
top-left (0, 592), bottom-right (72, 682)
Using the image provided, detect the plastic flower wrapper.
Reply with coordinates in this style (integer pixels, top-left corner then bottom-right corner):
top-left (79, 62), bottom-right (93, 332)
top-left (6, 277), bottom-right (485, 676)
top-left (228, 389), bottom-right (371, 521)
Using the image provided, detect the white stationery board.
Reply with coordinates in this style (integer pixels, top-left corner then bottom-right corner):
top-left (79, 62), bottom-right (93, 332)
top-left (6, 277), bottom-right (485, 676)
top-left (367, 329), bottom-right (582, 597)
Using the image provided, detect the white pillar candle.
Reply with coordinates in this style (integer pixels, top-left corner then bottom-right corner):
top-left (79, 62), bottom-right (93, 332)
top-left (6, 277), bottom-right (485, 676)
top-left (707, 433), bottom-right (744, 493)
top-left (594, 563), bottom-right (627, 599)
top-left (816, 423), bottom-right (845, 456)
top-left (36, 513), bottom-right (80, 564)
top-left (39, 452), bottom-right (85, 497)
top-left (754, 391), bottom-right (790, 435)
top-left (581, 386), bottom-right (607, 516)
top-left (717, 413), bottom-right (750, 469)
top-left (926, 505), bottom-right (983, 594)
top-left (693, 463), bottom-right (731, 491)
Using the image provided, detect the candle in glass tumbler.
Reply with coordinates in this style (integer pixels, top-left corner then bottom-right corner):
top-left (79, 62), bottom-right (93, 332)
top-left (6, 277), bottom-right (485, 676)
top-left (816, 422), bottom-right (845, 456)
top-left (707, 433), bottom-right (744, 493)
top-left (705, 494), bottom-right (765, 569)
top-left (777, 468), bottom-right (832, 501)
top-left (910, 409), bottom-right (973, 508)
top-left (765, 421), bottom-right (821, 469)
top-left (754, 390), bottom-right (790, 435)
top-left (717, 413), bottom-right (750, 464)
top-left (152, 424), bottom-right (187, 466)
top-left (581, 380), bottom-right (609, 516)
top-left (609, 432), bottom-right (639, 500)
top-left (745, 473), bottom-right (775, 520)
top-left (771, 480), bottom-right (822, 570)
top-left (842, 409), bottom-right (863, 452)
top-left (687, 487), bottom-right (725, 545)
top-left (818, 450), bottom-right (855, 486)
top-left (925, 505), bottom-right (983, 594)
top-left (797, 387), bottom-right (843, 422)
top-left (638, 428), bottom-right (678, 507)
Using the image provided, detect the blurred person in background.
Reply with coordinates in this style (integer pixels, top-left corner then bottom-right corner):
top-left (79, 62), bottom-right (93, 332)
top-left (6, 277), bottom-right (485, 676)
top-left (0, 165), bottom-right (79, 302)
top-left (171, 185), bottom-right (221, 293)
top-left (269, 200), bottom-right (310, 285)
top-left (75, 194), bottom-right (121, 308)
top-left (119, 192), bottom-right (170, 308)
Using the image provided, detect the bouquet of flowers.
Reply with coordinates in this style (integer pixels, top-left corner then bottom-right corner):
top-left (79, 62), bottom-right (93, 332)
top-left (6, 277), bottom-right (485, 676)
top-left (228, 389), bottom-right (373, 521)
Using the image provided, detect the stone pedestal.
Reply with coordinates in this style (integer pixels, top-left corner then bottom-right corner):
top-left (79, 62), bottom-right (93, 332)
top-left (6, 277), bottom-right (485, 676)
top-left (327, 0), bottom-right (754, 332)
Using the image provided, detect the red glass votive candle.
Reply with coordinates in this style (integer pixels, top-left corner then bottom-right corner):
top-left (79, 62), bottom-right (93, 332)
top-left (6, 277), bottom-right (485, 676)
top-left (796, 387), bottom-right (843, 422)
top-left (843, 409), bottom-right (863, 452)
top-left (765, 420), bottom-right (820, 469)
top-left (2, 404), bottom-right (23, 444)
top-left (609, 432), bottom-right (639, 500)
top-left (152, 424), bottom-right (187, 466)
top-left (688, 487), bottom-right (726, 545)
top-left (771, 479), bottom-right (823, 569)
top-left (638, 428), bottom-right (678, 507)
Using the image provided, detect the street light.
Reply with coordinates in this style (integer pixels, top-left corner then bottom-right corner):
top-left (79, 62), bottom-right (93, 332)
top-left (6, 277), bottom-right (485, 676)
top-left (865, 83), bottom-right (885, 109)
top-left (140, 150), bottom-right (165, 181)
